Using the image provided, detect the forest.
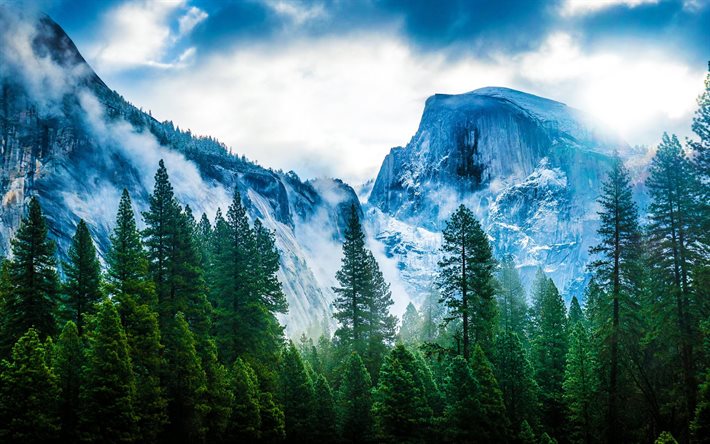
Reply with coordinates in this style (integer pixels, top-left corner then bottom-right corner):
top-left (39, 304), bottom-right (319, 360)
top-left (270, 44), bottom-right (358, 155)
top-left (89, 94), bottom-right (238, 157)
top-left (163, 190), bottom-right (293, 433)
top-left (0, 74), bottom-right (708, 444)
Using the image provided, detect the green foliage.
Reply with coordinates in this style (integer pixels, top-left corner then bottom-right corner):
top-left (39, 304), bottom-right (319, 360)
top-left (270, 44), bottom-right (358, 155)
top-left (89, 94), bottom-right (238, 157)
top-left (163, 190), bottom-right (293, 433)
top-left (259, 391), bottom-right (286, 443)
top-left (333, 205), bottom-right (396, 378)
top-left (1, 197), bottom-right (60, 352)
top-left (497, 254), bottom-right (529, 339)
top-left (79, 299), bottom-right (137, 443)
top-left (107, 189), bottom-right (156, 309)
top-left (692, 370), bottom-right (710, 444)
top-left (162, 312), bottom-right (208, 444)
top-left (202, 339), bottom-right (234, 443)
top-left (279, 341), bottom-right (315, 442)
top-left (539, 432), bottom-right (558, 444)
top-left (442, 355), bottom-right (480, 443)
top-left (0, 328), bottom-right (59, 443)
top-left (530, 273), bottom-right (568, 438)
top-left (564, 321), bottom-right (599, 444)
top-left (228, 357), bottom-right (262, 441)
top-left (373, 344), bottom-right (433, 443)
top-left (518, 419), bottom-right (536, 444)
top-left (400, 302), bottom-right (423, 344)
top-left (313, 374), bottom-right (339, 442)
top-left (339, 351), bottom-right (374, 442)
top-left (62, 219), bottom-right (102, 335)
top-left (471, 345), bottom-right (510, 442)
top-left (495, 331), bottom-right (539, 432)
top-left (54, 321), bottom-right (82, 443)
top-left (655, 431), bottom-right (679, 444)
top-left (437, 204), bottom-right (497, 360)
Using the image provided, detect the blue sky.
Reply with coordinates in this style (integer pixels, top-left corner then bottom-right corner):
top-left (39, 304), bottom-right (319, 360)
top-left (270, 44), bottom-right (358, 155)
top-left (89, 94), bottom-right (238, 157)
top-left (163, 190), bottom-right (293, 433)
top-left (26, 0), bottom-right (710, 181)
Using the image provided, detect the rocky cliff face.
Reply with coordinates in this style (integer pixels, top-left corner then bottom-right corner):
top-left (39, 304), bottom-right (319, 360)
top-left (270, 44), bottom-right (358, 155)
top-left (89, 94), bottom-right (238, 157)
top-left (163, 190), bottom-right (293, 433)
top-left (0, 10), bottom-right (357, 335)
top-left (367, 87), bottom-right (626, 301)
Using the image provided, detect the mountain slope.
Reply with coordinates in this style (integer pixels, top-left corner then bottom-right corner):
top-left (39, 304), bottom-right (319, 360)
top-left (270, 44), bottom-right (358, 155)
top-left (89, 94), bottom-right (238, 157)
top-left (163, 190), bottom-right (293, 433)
top-left (366, 87), bottom-right (625, 300)
top-left (0, 10), bottom-right (356, 335)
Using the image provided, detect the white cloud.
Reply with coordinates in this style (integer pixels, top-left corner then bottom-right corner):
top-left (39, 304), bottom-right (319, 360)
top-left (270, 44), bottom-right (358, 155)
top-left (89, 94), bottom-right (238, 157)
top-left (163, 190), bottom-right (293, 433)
top-left (89, 0), bottom-right (206, 71)
top-left (264, 0), bottom-right (326, 25)
top-left (515, 32), bottom-right (703, 143)
top-left (560, 0), bottom-right (660, 16)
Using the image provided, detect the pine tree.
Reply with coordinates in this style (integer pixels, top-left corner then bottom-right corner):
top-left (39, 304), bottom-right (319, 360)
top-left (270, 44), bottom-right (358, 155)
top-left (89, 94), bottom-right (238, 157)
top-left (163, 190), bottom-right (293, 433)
top-left (656, 431), bottom-right (679, 444)
top-left (530, 275), bottom-right (568, 439)
top-left (333, 205), bottom-right (371, 356)
top-left (202, 339), bottom-right (234, 443)
top-left (646, 133), bottom-right (703, 419)
top-left (280, 341), bottom-right (315, 442)
top-left (120, 301), bottom-right (166, 442)
top-left (228, 357), bottom-right (261, 441)
top-left (540, 432), bottom-right (558, 444)
top-left (471, 345), bottom-right (510, 442)
top-left (443, 355), bottom-right (480, 443)
top-left (0, 328), bottom-right (59, 443)
top-left (253, 218), bottom-right (288, 314)
top-left (62, 219), bottom-right (102, 335)
top-left (162, 312), bottom-right (208, 444)
top-left (373, 344), bottom-right (432, 443)
top-left (363, 250), bottom-right (397, 378)
top-left (564, 321), bottom-right (599, 444)
top-left (313, 374), bottom-right (339, 442)
top-left (437, 205), bottom-right (497, 360)
top-left (688, 65), bottom-right (710, 180)
top-left (339, 351), bottom-right (374, 443)
top-left (107, 189), bottom-right (155, 309)
top-left (588, 155), bottom-right (642, 444)
top-left (1, 197), bottom-right (60, 352)
top-left (400, 302), bottom-right (422, 344)
top-left (691, 369), bottom-right (710, 444)
top-left (495, 331), bottom-right (539, 433)
top-left (568, 296), bottom-right (585, 327)
top-left (497, 254), bottom-right (529, 339)
top-left (259, 391), bottom-right (286, 443)
top-left (79, 299), bottom-right (137, 443)
top-left (519, 419), bottom-right (536, 444)
top-left (54, 321), bottom-right (82, 443)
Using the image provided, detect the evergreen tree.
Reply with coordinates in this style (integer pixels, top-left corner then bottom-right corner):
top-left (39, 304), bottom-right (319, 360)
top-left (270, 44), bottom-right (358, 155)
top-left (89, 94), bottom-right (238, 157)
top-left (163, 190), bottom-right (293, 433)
top-left (437, 205), bottom-right (497, 360)
top-left (568, 296), bottom-right (585, 327)
top-left (588, 155), bottom-right (643, 443)
top-left (443, 355), bottom-right (480, 443)
top-left (495, 331), bottom-right (539, 433)
top-left (530, 275), bottom-right (568, 439)
top-left (519, 420), bottom-right (536, 444)
top-left (228, 357), bottom-right (261, 441)
top-left (363, 250), bottom-right (397, 378)
top-left (54, 321), bottom-right (82, 443)
top-left (313, 374), bottom-right (339, 442)
top-left (656, 431), bottom-right (679, 444)
top-left (540, 432), bottom-right (558, 444)
top-left (107, 189), bottom-right (155, 309)
top-left (339, 352), bottom-right (374, 443)
top-left (162, 312), bottom-right (208, 444)
top-left (400, 302), bottom-right (422, 344)
top-left (279, 341), bottom-right (315, 443)
top-left (691, 370), bottom-right (710, 444)
top-left (79, 299), bottom-right (137, 443)
top-left (373, 344), bottom-right (432, 443)
top-left (0, 328), bottom-right (59, 443)
top-left (202, 339), bottom-right (234, 443)
top-left (62, 219), bottom-right (102, 335)
top-left (647, 133), bottom-right (703, 419)
top-left (471, 345), bottom-right (510, 442)
top-left (497, 254), bottom-right (529, 339)
top-left (333, 205), bottom-right (372, 356)
top-left (259, 391), bottom-right (286, 443)
top-left (1, 197), bottom-right (60, 351)
top-left (121, 302), bottom-right (167, 443)
top-left (688, 65), bottom-right (710, 180)
top-left (564, 321), bottom-right (599, 444)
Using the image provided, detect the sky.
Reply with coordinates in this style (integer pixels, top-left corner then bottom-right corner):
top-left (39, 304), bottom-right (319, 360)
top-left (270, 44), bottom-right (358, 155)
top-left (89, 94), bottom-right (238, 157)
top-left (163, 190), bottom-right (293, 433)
top-left (24, 0), bottom-right (710, 183)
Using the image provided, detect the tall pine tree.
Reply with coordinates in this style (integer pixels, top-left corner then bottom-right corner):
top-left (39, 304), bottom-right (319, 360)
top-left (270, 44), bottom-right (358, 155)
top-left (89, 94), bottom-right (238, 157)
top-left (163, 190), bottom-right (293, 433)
top-left (1, 197), bottom-right (59, 352)
top-left (54, 321), bottom-right (82, 443)
top-left (62, 219), bottom-right (102, 335)
top-left (437, 205), bottom-right (497, 360)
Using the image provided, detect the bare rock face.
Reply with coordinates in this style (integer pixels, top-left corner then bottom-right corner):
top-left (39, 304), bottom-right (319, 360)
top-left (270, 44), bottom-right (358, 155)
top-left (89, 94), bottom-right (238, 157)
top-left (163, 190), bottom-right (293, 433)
top-left (367, 87), bottom-right (626, 301)
top-left (0, 9), bottom-right (358, 335)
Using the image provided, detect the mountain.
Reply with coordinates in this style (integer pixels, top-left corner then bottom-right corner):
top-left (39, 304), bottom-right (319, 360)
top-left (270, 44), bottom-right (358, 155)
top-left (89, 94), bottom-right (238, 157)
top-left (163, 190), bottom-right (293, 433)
top-left (0, 10), bottom-right (358, 335)
top-left (366, 87), bottom-right (629, 301)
